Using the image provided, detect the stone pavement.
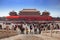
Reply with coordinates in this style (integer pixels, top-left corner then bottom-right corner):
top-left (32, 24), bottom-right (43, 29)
top-left (0, 34), bottom-right (59, 40)
top-left (35, 34), bottom-right (60, 40)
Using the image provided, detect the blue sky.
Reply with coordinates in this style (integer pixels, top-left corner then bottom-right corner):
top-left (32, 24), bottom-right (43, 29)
top-left (0, 0), bottom-right (60, 17)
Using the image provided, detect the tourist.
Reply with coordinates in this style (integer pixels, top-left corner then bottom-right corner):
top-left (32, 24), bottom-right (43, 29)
top-left (34, 25), bottom-right (37, 34)
top-left (12, 25), bottom-right (14, 30)
top-left (30, 25), bottom-right (33, 34)
top-left (6, 26), bottom-right (9, 30)
top-left (56, 24), bottom-right (59, 29)
top-left (47, 24), bottom-right (50, 30)
top-left (14, 25), bottom-right (17, 30)
top-left (41, 24), bottom-right (44, 31)
top-left (26, 27), bottom-right (28, 34)
top-left (38, 24), bottom-right (42, 34)
top-left (22, 23), bottom-right (27, 34)
top-left (16, 25), bottom-right (21, 34)
top-left (20, 24), bottom-right (25, 34)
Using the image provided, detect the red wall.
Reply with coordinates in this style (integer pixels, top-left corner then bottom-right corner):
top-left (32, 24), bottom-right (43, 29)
top-left (6, 15), bottom-right (52, 21)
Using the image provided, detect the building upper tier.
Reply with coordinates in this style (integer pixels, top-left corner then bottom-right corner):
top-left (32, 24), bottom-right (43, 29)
top-left (20, 9), bottom-right (40, 12)
top-left (19, 9), bottom-right (40, 15)
top-left (9, 9), bottom-right (50, 16)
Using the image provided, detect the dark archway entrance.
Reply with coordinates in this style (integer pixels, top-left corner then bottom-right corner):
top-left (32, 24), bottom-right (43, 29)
top-left (0, 24), bottom-right (2, 29)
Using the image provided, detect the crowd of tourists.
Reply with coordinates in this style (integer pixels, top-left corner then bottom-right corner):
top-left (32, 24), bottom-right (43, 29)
top-left (13, 23), bottom-right (60, 34)
top-left (0, 23), bottom-right (60, 34)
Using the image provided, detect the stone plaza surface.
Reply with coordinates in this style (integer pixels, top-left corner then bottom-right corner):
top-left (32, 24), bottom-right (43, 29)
top-left (0, 30), bottom-right (18, 39)
top-left (0, 34), bottom-right (60, 40)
